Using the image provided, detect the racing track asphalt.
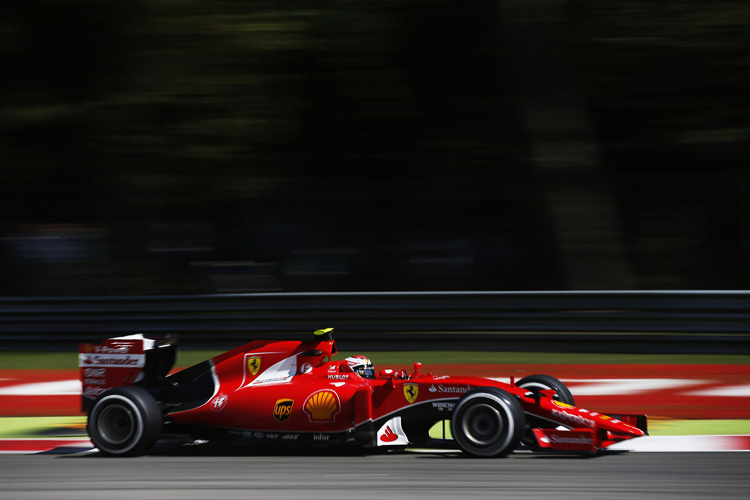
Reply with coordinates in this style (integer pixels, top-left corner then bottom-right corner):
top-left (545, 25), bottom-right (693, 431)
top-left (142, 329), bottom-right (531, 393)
top-left (1, 447), bottom-right (749, 500)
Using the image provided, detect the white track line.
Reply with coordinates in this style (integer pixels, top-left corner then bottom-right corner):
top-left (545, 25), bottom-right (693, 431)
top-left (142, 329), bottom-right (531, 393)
top-left (489, 378), bottom-right (708, 395)
top-left (563, 379), bottom-right (706, 395)
top-left (608, 435), bottom-right (750, 452)
top-left (686, 384), bottom-right (750, 397)
top-left (0, 380), bottom-right (80, 396)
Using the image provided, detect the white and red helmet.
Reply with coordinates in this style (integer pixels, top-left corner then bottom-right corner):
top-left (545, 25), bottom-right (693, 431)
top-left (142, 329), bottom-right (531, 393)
top-left (344, 355), bottom-right (375, 379)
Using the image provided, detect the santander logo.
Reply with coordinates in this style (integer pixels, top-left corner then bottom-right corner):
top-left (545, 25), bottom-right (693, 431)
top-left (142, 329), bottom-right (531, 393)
top-left (380, 426), bottom-right (399, 443)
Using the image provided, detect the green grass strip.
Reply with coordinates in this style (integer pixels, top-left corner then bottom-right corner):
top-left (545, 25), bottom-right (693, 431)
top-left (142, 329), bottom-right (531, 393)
top-left (426, 419), bottom-right (750, 440)
top-left (0, 417), bottom-right (87, 439)
top-left (649, 419), bottom-right (750, 436)
top-left (3, 350), bottom-right (750, 370)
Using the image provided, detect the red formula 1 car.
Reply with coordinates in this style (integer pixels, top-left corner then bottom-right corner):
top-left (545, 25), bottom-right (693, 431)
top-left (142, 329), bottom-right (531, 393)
top-left (79, 328), bottom-right (647, 457)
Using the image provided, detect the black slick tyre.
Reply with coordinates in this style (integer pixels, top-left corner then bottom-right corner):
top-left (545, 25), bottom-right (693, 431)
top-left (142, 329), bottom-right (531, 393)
top-left (516, 374), bottom-right (575, 449)
top-left (87, 386), bottom-right (163, 456)
top-left (451, 387), bottom-right (524, 458)
top-left (516, 374), bottom-right (575, 406)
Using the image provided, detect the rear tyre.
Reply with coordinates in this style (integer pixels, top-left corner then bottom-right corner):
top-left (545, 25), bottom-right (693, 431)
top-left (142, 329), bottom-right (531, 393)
top-left (451, 387), bottom-right (524, 457)
top-left (516, 374), bottom-right (574, 406)
top-left (87, 386), bottom-right (162, 456)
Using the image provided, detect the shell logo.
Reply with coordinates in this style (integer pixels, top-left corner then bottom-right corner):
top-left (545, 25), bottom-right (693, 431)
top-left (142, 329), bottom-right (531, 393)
top-left (303, 389), bottom-right (341, 422)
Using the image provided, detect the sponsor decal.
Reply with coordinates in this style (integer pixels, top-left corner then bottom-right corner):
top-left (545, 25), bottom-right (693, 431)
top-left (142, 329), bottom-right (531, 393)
top-left (427, 384), bottom-right (471, 394)
top-left (78, 353), bottom-right (144, 368)
top-left (245, 353), bottom-right (299, 387)
top-left (403, 383), bottom-right (419, 404)
top-left (313, 434), bottom-right (331, 441)
top-left (327, 374), bottom-right (349, 380)
top-left (303, 389), bottom-right (341, 422)
top-left (552, 400), bottom-right (574, 409)
top-left (92, 344), bottom-right (136, 355)
top-left (273, 399), bottom-right (294, 422)
top-left (376, 417), bottom-right (409, 446)
top-left (247, 356), bottom-right (261, 376)
top-left (281, 433), bottom-right (300, 440)
top-left (83, 386), bottom-right (106, 397)
top-left (83, 378), bottom-right (107, 386)
top-left (211, 394), bottom-right (228, 412)
top-left (550, 435), bottom-right (592, 445)
top-left (380, 426), bottom-right (399, 443)
top-left (254, 432), bottom-right (264, 439)
top-left (83, 368), bottom-right (106, 378)
top-left (255, 376), bottom-right (290, 385)
top-left (432, 401), bottom-right (456, 412)
top-left (551, 408), bottom-right (595, 428)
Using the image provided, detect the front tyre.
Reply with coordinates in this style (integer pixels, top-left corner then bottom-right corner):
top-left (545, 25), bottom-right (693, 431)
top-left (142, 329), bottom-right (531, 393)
top-left (516, 374), bottom-right (574, 449)
top-left (451, 387), bottom-right (524, 458)
top-left (87, 386), bottom-right (162, 456)
top-left (516, 374), bottom-right (575, 406)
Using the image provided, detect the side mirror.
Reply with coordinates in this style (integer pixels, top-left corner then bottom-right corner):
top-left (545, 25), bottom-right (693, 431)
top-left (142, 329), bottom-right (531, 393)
top-left (412, 362), bottom-right (422, 376)
top-left (378, 369), bottom-right (397, 388)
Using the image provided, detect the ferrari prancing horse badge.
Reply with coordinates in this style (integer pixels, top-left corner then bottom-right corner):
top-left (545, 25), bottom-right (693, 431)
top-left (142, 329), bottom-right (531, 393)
top-left (403, 383), bottom-right (419, 404)
top-left (247, 356), bottom-right (261, 376)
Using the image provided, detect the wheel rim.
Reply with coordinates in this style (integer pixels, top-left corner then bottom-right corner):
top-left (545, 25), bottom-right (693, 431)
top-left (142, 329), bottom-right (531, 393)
top-left (461, 403), bottom-right (504, 447)
top-left (98, 403), bottom-right (137, 446)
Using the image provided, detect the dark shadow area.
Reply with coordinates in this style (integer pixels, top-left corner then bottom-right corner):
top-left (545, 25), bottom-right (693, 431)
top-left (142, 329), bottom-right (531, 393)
top-left (1, 1), bottom-right (749, 297)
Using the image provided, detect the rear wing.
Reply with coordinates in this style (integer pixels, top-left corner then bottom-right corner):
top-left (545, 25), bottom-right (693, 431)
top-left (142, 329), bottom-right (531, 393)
top-left (79, 334), bottom-right (177, 412)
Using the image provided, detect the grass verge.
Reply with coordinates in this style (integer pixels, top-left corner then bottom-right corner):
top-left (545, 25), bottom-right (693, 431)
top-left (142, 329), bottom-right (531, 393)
top-left (3, 350), bottom-right (750, 370)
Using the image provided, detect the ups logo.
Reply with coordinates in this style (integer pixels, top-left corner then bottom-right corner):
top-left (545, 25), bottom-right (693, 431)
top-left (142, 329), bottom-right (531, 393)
top-left (273, 399), bottom-right (294, 422)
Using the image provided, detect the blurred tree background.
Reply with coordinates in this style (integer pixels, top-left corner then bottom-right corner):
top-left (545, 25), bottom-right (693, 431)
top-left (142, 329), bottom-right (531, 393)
top-left (1, 0), bottom-right (748, 295)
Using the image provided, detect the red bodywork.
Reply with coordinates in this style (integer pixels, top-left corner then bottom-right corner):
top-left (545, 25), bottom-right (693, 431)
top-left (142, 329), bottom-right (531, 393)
top-left (80, 332), bottom-right (647, 454)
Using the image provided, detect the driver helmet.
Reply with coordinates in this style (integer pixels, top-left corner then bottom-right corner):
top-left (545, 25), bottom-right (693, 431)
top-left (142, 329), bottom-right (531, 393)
top-left (344, 355), bottom-right (375, 379)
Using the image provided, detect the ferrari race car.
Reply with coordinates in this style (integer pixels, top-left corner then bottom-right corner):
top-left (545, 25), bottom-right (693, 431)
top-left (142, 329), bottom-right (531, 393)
top-left (79, 328), bottom-right (647, 457)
